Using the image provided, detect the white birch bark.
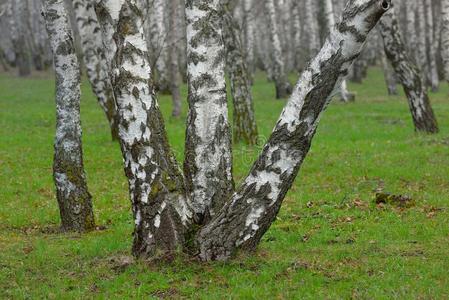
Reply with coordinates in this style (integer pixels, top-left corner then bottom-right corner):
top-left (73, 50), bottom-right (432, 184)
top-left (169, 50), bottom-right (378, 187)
top-left (243, 0), bottom-right (255, 75)
top-left (265, 0), bottom-right (292, 99)
top-left (379, 6), bottom-right (439, 134)
top-left (292, 0), bottom-right (302, 70)
top-left (424, 0), bottom-right (440, 92)
top-left (167, 0), bottom-right (182, 117)
top-left (260, 14), bottom-right (274, 81)
top-left (221, 0), bottom-right (259, 145)
top-left (380, 46), bottom-right (398, 95)
top-left (28, 0), bottom-right (48, 71)
top-left (95, 0), bottom-right (193, 257)
top-left (197, 0), bottom-right (392, 261)
top-left (442, 0), bottom-right (449, 84)
top-left (43, 0), bottom-right (95, 232)
top-left (11, 0), bottom-right (32, 76)
top-left (405, 0), bottom-right (418, 64)
top-left (324, 0), bottom-right (354, 102)
top-left (72, 0), bottom-right (119, 140)
top-left (184, 0), bottom-right (234, 224)
top-left (304, 0), bottom-right (320, 57)
top-left (417, 0), bottom-right (430, 86)
top-left (149, 0), bottom-right (170, 93)
top-left (279, 0), bottom-right (292, 72)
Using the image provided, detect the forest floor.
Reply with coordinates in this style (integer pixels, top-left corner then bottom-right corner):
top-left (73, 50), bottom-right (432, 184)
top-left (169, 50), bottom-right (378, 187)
top-left (1, 68), bottom-right (449, 299)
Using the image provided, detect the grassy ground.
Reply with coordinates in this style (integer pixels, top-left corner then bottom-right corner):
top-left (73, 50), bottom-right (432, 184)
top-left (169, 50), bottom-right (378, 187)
top-left (0, 68), bottom-right (448, 299)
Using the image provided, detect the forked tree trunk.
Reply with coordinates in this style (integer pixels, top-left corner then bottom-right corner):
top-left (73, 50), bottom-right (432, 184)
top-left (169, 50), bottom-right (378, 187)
top-left (265, 0), bottom-right (292, 99)
top-left (43, 0), bottom-right (95, 232)
top-left (221, 0), bottom-right (258, 145)
top-left (197, 0), bottom-right (392, 261)
top-left (442, 0), bottom-right (449, 85)
top-left (72, 0), bottom-right (119, 141)
top-left (94, 0), bottom-right (391, 261)
top-left (184, 0), bottom-right (234, 224)
top-left (379, 6), bottom-right (439, 134)
top-left (95, 0), bottom-right (193, 257)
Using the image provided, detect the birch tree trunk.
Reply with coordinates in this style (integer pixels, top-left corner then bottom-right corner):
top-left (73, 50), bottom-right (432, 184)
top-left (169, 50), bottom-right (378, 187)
top-left (0, 48), bottom-right (8, 71)
top-left (43, 0), bottom-right (95, 232)
top-left (443, 0), bottom-right (449, 85)
top-left (265, 0), bottom-right (292, 99)
top-left (72, 0), bottom-right (119, 141)
top-left (95, 0), bottom-right (193, 257)
top-left (279, 0), bottom-right (293, 72)
top-left (167, 0), bottom-right (182, 117)
top-left (242, 0), bottom-right (255, 76)
top-left (11, 0), bottom-right (32, 76)
top-left (324, 0), bottom-right (355, 102)
top-left (28, 0), bottom-right (47, 71)
top-left (350, 55), bottom-right (368, 83)
top-left (379, 6), bottom-right (439, 134)
top-left (424, 0), bottom-right (440, 92)
top-left (88, 0), bottom-right (408, 261)
top-left (149, 0), bottom-right (170, 94)
top-left (221, 0), bottom-right (258, 145)
top-left (304, 0), bottom-right (320, 57)
top-left (292, 0), bottom-right (302, 70)
top-left (405, 0), bottom-right (418, 64)
top-left (197, 0), bottom-right (392, 261)
top-left (417, 1), bottom-right (430, 87)
top-left (260, 16), bottom-right (275, 82)
top-left (380, 47), bottom-right (398, 95)
top-left (184, 0), bottom-right (234, 224)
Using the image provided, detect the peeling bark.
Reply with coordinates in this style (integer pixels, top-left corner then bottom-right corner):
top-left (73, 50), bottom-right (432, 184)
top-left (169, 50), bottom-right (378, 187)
top-left (43, 0), bottom-right (95, 232)
top-left (184, 0), bottom-right (234, 224)
top-left (197, 0), bottom-right (392, 261)
top-left (221, 0), bottom-right (258, 145)
top-left (379, 6), bottom-right (439, 134)
top-left (72, 0), bottom-right (119, 141)
top-left (95, 0), bottom-right (193, 257)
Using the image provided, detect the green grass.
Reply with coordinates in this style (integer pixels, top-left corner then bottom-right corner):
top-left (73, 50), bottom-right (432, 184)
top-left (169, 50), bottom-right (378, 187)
top-left (1, 68), bottom-right (448, 299)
